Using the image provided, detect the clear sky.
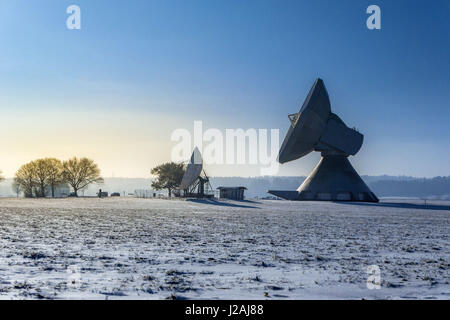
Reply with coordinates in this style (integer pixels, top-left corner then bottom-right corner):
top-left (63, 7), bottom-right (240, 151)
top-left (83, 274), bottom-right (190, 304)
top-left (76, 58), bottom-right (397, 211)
top-left (0, 0), bottom-right (449, 178)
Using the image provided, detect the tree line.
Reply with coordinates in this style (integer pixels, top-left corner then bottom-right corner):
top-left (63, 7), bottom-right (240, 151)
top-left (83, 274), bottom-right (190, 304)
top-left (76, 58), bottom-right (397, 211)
top-left (3, 159), bottom-right (178, 198)
top-left (11, 157), bottom-right (103, 198)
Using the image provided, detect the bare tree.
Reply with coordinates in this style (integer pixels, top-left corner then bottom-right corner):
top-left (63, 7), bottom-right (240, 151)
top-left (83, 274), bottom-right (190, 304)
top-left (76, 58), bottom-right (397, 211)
top-left (45, 158), bottom-right (64, 198)
top-left (14, 162), bottom-right (37, 198)
top-left (62, 157), bottom-right (104, 197)
top-left (33, 159), bottom-right (52, 197)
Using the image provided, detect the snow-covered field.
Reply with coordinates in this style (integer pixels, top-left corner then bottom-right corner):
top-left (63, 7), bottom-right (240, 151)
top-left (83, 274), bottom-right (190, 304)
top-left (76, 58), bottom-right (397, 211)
top-left (0, 197), bottom-right (448, 300)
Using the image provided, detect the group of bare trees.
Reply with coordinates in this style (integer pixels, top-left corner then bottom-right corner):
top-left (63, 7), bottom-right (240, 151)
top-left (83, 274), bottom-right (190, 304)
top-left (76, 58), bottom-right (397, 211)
top-left (13, 157), bottom-right (103, 198)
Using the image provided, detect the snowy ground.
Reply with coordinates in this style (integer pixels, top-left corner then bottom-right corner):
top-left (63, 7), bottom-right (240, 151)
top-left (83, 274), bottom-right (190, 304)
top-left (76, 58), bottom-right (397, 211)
top-left (0, 197), bottom-right (448, 300)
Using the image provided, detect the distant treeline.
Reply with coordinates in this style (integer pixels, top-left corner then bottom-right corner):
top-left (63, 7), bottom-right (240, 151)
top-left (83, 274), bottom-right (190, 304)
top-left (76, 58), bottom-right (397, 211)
top-left (369, 176), bottom-right (450, 198)
top-left (210, 176), bottom-right (450, 199)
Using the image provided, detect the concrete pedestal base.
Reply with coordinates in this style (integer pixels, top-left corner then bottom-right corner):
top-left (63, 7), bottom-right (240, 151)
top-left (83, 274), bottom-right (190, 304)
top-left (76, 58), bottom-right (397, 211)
top-left (268, 155), bottom-right (378, 202)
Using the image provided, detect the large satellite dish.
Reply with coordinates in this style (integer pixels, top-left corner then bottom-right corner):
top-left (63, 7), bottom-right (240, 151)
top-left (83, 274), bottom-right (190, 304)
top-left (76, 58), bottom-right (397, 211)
top-left (179, 147), bottom-right (214, 198)
top-left (179, 147), bottom-right (203, 190)
top-left (268, 78), bottom-right (378, 202)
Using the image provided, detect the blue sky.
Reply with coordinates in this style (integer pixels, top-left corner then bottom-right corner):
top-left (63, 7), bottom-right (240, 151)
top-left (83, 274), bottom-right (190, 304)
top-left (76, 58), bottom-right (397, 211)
top-left (0, 0), bottom-right (449, 178)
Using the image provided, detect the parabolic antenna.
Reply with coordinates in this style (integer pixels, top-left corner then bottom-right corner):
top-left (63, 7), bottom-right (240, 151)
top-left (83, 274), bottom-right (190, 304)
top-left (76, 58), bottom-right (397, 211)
top-left (268, 78), bottom-right (378, 202)
top-left (179, 147), bottom-right (214, 198)
top-left (180, 147), bottom-right (203, 190)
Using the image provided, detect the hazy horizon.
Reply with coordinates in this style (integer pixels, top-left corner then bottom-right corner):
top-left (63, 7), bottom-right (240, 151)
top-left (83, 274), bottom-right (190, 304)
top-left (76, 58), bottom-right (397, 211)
top-left (1, 172), bottom-right (448, 180)
top-left (2, 175), bottom-right (450, 199)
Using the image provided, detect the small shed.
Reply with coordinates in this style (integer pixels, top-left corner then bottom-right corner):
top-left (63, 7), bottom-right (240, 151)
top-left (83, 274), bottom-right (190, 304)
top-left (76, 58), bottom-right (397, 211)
top-left (217, 187), bottom-right (247, 200)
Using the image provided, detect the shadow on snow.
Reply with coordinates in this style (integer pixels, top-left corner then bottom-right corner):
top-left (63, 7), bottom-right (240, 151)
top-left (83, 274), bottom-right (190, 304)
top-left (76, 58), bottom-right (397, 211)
top-left (186, 199), bottom-right (260, 209)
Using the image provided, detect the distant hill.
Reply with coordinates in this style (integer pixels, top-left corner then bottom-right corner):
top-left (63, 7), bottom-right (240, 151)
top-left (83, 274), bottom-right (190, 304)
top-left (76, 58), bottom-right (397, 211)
top-left (369, 176), bottom-right (450, 198)
top-left (1, 176), bottom-right (449, 199)
top-left (209, 176), bottom-right (450, 199)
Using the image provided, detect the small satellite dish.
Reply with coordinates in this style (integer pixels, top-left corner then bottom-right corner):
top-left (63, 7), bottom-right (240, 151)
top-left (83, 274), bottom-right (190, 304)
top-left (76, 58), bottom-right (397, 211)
top-left (179, 147), bottom-right (214, 198)
top-left (269, 78), bottom-right (378, 202)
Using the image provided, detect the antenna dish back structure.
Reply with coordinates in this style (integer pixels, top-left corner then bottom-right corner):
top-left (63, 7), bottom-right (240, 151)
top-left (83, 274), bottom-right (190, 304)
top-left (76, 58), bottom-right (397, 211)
top-left (268, 78), bottom-right (378, 202)
top-left (179, 147), bottom-right (214, 198)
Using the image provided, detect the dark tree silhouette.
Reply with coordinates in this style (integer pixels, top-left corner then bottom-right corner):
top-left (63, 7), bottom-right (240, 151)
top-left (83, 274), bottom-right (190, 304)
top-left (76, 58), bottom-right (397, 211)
top-left (151, 162), bottom-right (185, 197)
